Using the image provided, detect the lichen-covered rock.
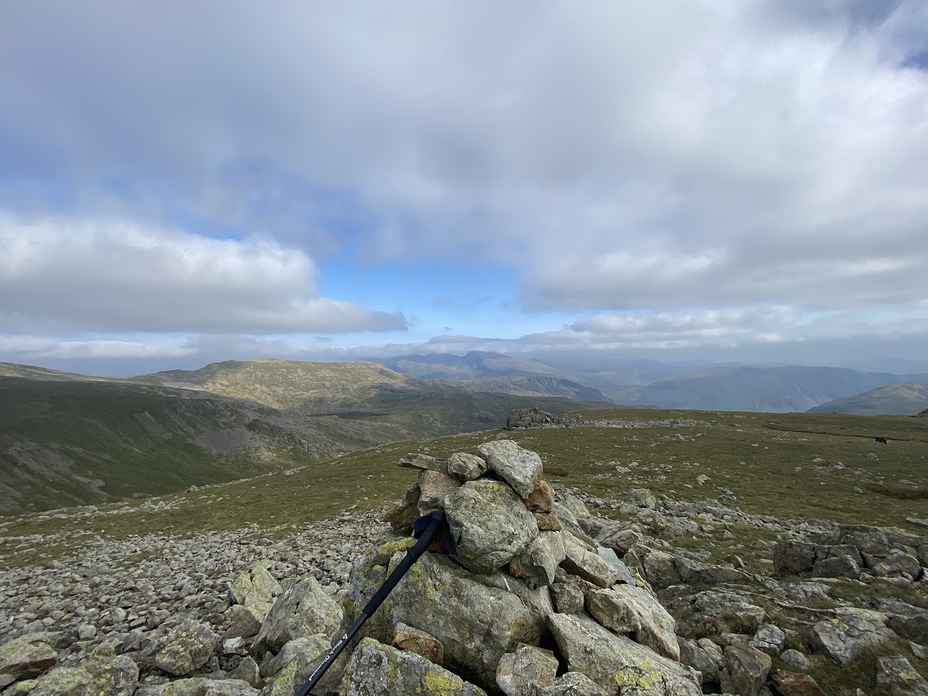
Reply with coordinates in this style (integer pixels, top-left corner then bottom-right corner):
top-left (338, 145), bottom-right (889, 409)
top-left (510, 531), bottom-right (566, 588)
top-left (719, 643), bottom-right (771, 696)
top-left (547, 613), bottom-right (701, 695)
top-left (476, 441), bottom-right (542, 499)
top-left (533, 671), bottom-right (608, 696)
top-left (811, 608), bottom-right (895, 666)
top-left (640, 549), bottom-right (682, 589)
top-left (259, 634), bottom-right (333, 696)
top-left (223, 605), bottom-right (263, 640)
top-left (417, 470), bottom-right (462, 515)
top-left (340, 637), bottom-right (486, 695)
top-left (446, 452), bottom-right (488, 481)
top-left (27, 666), bottom-right (93, 695)
top-left (751, 623), bottom-right (786, 655)
top-left (346, 550), bottom-right (539, 689)
top-left (586, 584), bottom-right (680, 660)
top-left (561, 533), bottom-right (618, 588)
top-left (444, 479), bottom-right (538, 574)
top-left (152, 618), bottom-right (222, 677)
top-left (255, 576), bottom-right (344, 654)
top-left (229, 564), bottom-right (281, 621)
top-left (136, 677), bottom-right (259, 695)
top-left (496, 644), bottom-right (558, 696)
top-left (0, 633), bottom-right (58, 683)
top-left (676, 590), bottom-right (767, 638)
top-left (875, 655), bottom-right (928, 695)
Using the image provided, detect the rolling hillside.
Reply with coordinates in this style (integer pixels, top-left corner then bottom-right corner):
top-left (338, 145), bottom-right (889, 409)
top-left (807, 382), bottom-right (928, 415)
top-left (1, 360), bottom-right (601, 514)
top-left (437, 375), bottom-right (611, 402)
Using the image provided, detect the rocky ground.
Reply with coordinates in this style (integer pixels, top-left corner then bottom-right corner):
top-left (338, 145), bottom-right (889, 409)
top-left (3, 439), bottom-right (928, 695)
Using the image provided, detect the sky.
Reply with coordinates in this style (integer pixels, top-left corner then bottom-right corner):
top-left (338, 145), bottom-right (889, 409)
top-left (1, 1), bottom-right (928, 377)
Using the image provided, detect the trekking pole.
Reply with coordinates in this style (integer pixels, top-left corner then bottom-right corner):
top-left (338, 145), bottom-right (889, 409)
top-left (295, 510), bottom-right (453, 696)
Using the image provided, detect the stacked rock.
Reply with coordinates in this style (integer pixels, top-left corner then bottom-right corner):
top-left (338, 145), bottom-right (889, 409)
top-left (345, 439), bottom-right (703, 695)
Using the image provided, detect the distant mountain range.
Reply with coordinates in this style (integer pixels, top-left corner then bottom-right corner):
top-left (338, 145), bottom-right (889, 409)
top-left (807, 382), bottom-right (928, 416)
top-left (616, 365), bottom-right (928, 412)
top-left (374, 352), bottom-right (928, 414)
top-left (0, 360), bottom-right (601, 514)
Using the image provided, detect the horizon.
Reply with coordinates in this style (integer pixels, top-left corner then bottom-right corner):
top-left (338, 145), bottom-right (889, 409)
top-left (2, 3), bottom-right (928, 375)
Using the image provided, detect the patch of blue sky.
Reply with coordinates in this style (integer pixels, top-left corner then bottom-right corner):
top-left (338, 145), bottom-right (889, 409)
top-left (317, 252), bottom-right (572, 344)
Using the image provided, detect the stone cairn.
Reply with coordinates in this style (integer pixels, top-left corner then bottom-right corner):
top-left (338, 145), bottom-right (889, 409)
top-left (342, 438), bottom-right (704, 696)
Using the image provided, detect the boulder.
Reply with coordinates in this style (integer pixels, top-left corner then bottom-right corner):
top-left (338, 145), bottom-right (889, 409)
top-left (495, 644), bottom-right (558, 696)
top-left (773, 540), bottom-right (817, 575)
top-left (417, 470), bottom-right (461, 515)
top-left (255, 576), bottom-right (344, 654)
top-left (229, 564), bottom-right (281, 621)
top-left (509, 531), bottom-right (566, 588)
top-left (259, 634), bottom-right (335, 696)
top-left (393, 623), bottom-right (444, 665)
top-left (444, 479), bottom-right (538, 574)
top-left (476, 441), bottom-right (543, 498)
top-left (596, 546), bottom-right (636, 585)
top-left (561, 534), bottom-right (618, 588)
top-left (384, 483), bottom-right (421, 533)
top-left (346, 549), bottom-right (539, 689)
top-left (399, 453), bottom-right (448, 474)
top-left (641, 549), bottom-right (682, 589)
top-left (875, 655), bottom-right (928, 695)
top-left (506, 408), bottom-right (555, 430)
top-left (533, 672), bottom-right (608, 696)
top-left (719, 643), bottom-right (771, 696)
top-left (811, 555), bottom-right (859, 579)
top-left (750, 623), bottom-right (786, 655)
top-left (446, 452), bottom-right (488, 481)
top-left (0, 633), bottom-right (58, 683)
top-left (597, 526), bottom-right (641, 556)
top-left (811, 608), bottom-right (895, 666)
top-left (136, 678), bottom-right (259, 695)
top-left (152, 618), bottom-right (222, 677)
top-left (340, 637), bottom-right (486, 695)
top-left (524, 480), bottom-right (556, 514)
top-left (223, 605), bottom-right (263, 640)
top-left (677, 638), bottom-right (720, 685)
top-left (547, 613), bottom-right (701, 695)
top-left (773, 670), bottom-right (828, 696)
top-left (677, 590), bottom-right (767, 638)
top-left (550, 578), bottom-right (586, 614)
top-left (586, 585), bottom-right (680, 660)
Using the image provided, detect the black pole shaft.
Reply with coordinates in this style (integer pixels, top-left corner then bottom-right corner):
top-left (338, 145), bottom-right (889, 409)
top-left (295, 513), bottom-right (445, 696)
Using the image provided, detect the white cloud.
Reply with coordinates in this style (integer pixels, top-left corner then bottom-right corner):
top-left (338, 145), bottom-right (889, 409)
top-left (0, 213), bottom-right (406, 334)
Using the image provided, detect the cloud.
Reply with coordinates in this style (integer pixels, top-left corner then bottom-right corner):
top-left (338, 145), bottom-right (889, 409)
top-left (0, 213), bottom-right (406, 334)
top-left (1, 0), bottom-right (927, 354)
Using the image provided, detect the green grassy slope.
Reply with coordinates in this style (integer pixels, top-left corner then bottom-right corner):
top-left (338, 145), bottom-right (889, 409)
top-left (3, 407), bottom-right (926, 562)
top-left (807, 382), bottom-right (928, 415)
